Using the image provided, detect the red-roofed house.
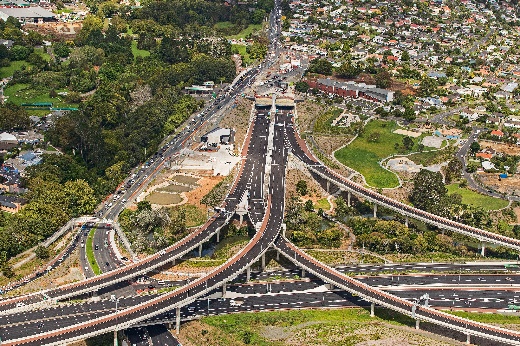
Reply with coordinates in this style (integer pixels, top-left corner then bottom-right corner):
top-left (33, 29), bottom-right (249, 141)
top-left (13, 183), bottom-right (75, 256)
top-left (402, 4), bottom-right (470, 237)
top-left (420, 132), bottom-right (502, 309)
top-left (491, 130), bottom-right (504, 138)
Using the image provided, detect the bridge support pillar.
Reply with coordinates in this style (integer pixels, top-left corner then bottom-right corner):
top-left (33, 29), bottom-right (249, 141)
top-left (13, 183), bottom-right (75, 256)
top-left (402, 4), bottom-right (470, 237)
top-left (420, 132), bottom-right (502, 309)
top-left (239, 213), bottom-right (244, 225)
top-left (466, 334), bottom-right (470, 344)
top-left (222, 283), bottom-right (227, 297)
top-left (326, 180), bottom-right (330, 194)
top-left (217, 229), bottom-right (220, 243)
top-left (246, 266), bottom-right (251, 281)
top-left (199, 243), bottom-right (203, 258)
top-left (172, 258), bottom-right (175, 266)
top-left (415, 320), bottom-right (419, 330)
top-left (347, 191), bottom-right (351, 207)
top-left (261, 253), bottom-right (266, 271)
top-left (282, 223), bottom-right (286, 237)
top-left (481, 243), bottom-right (486, 257)
top-left (113, 330), bottom-right (118, 346)
top-left (301, 269), bottom-right (306, 278)
top-left (276, 251), bottom-right (280, 261)
top-left (405, 216), bottom-right (408, 228)
top-left (373, 204), bottom-right (377, 218)
top-left (370, 302), bottom-right (375, 317)
top-left (176, 307), bottom-right (181, 335)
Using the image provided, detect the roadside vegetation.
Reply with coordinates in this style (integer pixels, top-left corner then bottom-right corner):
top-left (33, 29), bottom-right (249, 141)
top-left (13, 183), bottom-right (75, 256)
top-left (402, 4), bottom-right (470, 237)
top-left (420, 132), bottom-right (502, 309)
top-left (446, 183), bottom-right (509, 210)
top-left (85, 228), bottom-right (101, 275)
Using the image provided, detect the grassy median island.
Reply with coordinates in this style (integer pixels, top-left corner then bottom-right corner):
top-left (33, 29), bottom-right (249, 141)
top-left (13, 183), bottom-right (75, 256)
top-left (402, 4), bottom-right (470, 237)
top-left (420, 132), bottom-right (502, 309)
top-left (86, 228), bottom-right (101, 275)
top-left (334, 120), bottom-right (424, 188)
top-left (446, 184), bottom-right (509, 210)
top-left (180, 307), bottom-right (464, 345)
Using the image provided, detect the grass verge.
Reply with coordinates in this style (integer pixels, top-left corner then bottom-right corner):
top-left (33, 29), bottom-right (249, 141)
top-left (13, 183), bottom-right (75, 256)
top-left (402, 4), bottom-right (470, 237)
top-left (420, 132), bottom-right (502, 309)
top-left (446, 184), bottom-right (509, 210)
top-left (86, 228), bottom-right (101, 275)
top-left (0, 60), bottom-right (30, 79)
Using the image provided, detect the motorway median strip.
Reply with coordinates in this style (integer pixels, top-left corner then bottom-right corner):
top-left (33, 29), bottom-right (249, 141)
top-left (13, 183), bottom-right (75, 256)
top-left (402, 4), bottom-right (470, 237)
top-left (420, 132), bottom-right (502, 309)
top-left (86, 228), bottom-right (101, 275)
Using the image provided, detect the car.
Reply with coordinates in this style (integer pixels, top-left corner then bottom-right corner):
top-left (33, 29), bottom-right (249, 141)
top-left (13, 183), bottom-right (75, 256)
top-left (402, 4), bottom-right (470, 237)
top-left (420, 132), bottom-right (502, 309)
top-left (105, 262), bottom-right (110, 266)
top-left (16, 302), bottom-right (25, 308)
top-left (148, 285), bottom-right (155, 289)
top-left (95, 245), bottom-right (99, 250)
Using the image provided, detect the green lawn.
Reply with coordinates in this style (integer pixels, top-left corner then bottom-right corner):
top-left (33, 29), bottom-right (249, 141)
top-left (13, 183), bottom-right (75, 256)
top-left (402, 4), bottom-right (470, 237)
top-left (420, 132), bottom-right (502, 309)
top-left (131, 41), bottom-right (150, 59)
top-left (334, 120), bottom-right (422, 188)
top-left (227, 24), bottom-right (263, 40)
top-left (200, 308), bottom-right (417, 345)
top-left (314, 198), bottom-right (331, 211)
top-left (231, 44), bottom-right (252, 65)
top-left (3, 83), bottom-right (78, 109)
top-left (0, 60), bottom-right (30, 79)
top-left (446, 184), bottom-right (509, 210)
top-left (34, 47), bottom-right (51, 62)
top-left (214, 21), bottom-right (234, 29)
top-left (86, 228), bottom-right (101, 275)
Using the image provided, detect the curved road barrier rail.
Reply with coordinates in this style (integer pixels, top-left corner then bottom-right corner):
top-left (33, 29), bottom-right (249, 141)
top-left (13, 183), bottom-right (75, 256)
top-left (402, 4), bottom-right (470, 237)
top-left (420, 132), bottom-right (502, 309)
top-left (0, 115), bottom-right (264, 312)
top-left (274, 236), bottom-right (520, 345)
top-left (285, 118), bottom-right (520, 252)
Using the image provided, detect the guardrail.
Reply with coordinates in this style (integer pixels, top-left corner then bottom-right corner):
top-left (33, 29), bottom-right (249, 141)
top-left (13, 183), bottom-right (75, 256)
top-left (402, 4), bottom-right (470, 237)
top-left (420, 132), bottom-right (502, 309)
top-left (274, 236), bottom-right (520, 345)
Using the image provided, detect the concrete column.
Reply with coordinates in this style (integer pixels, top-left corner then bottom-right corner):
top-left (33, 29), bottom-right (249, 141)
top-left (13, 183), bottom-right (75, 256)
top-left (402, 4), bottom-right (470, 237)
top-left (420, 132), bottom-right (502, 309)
top-left (415, 320), bottom-right (420, 330)
top-left (347, 191), bottom-right (351, 207)
top-left (301, 269), bottom-right (306, 278)
top-left (222, 283), bottom-right (227, 297)
top-left (326, 180), bottom-right (330, 193)
top-left (276, 251), bottom-right (280, 261)
top-left (261, 253), bottom-right (266, 271)
top-left (373, 204), bottom-right (377, 218)
top-left (216, 230), bottom-right (220, 243)
top-left (405, 216), bottom-right (409, 228)
top-left (239, 214), bottom-right (243, 225)
top-left (172, 258), bottom-right (175, 266)
top-left (282, 223), bottom-right (286, 237)
top-left (370, 302), bottom-right (375, 317)
top-left (113, 330), bottom-right (118, 346)
top-left (198, 243), bottom-right (203, 257)
top-left (466, 334), bottom-right (470, 344)
top-left (176, 307), bottom-right (181, 335)
top-left (246, 266), bottom-right (250, 281)
top-left (481, 243), bottom-right (486, 257)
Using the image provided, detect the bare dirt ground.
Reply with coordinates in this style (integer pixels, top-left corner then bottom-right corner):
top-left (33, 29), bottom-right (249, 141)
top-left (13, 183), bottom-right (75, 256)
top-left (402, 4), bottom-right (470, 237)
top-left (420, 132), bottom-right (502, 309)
top-left (285, 168), bottom-right (327, 199)
top-left (184, 175), bottom-right (225, 209)
top-left (314, 134), bottom-right (354, 156)
top-left (477, 166), bottom-right (520, 196)
top-left (177, 320), bottom-right (241, 346)
top-left (514, 207), bottom-right (520, 224)
top-left (480, 140), bottom-right (520, 156)
top-left (295, 100), bottom-right (325, 132)
top-left (382, 181), bottom-right (413, 204)
top-left (219, 97), bottom-right (254, 154)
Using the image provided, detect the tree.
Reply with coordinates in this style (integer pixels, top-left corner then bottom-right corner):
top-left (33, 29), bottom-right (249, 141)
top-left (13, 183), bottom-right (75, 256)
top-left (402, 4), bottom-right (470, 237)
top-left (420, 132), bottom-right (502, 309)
top-left (295, 81), bottom-right (309, 93)
top-left (401, 50), bottom-right (410, 61)
top-left (410, 169), bottom-right (447, 213)
top-left (307, 58), bottom-right (333, 75)
top-left (9, 45), bottom-right (32, 61)
top-left (0, 102), bottom-right (30, 131)
top-left (419, 77), bottom-right (438, 97)
top-left (402, 136), bottom-right (414, 151)
top-left (53, 42), bottom-right (71, 58)
top-left (336, 61), bottom-right (359, 78)
top-left (374, 70), bottom-right (392, 89)
top-left (445, 159), bottom-right (463, 183)
top-left (469, 141), bottom-right (480, 155)
top-left (304, 199), bottom-right (314, 212)
top-left (296, 180), bottom-right (308, 196)
top-left (35, 245), bottom-right (50, 259)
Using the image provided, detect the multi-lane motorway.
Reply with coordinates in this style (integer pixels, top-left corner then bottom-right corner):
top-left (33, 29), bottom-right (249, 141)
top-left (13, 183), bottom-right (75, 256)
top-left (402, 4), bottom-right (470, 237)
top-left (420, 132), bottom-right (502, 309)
top-left (4, 0), bottom-right (520, 344)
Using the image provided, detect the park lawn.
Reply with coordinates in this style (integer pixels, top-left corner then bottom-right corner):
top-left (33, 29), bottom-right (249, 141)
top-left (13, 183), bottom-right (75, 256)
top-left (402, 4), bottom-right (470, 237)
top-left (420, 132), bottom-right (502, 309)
top-left (34, 47), bottom-right (51, 62)
top-left (314, 197), bottom-right (331, 211)
top-left (86, 228), bottom-right (101, 275)
top-left (446, 184), bottom-right (509, 210)
top-left (335, 120), bottom-right (415, 188)
top-left (3, 83), bottom-right (78, 109)
top-left (447, 311), bottom-right (520, 324)
top-left (0, 60), bottom-right (30, 79)
top-left (214, 21), bottom-right (234, 29)
top-left (227, 24), bottom-right (263, 40)
top-left (231, 44), bottom-right (252, 65)
top-left (131, 40), bottom-right (150, 59)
